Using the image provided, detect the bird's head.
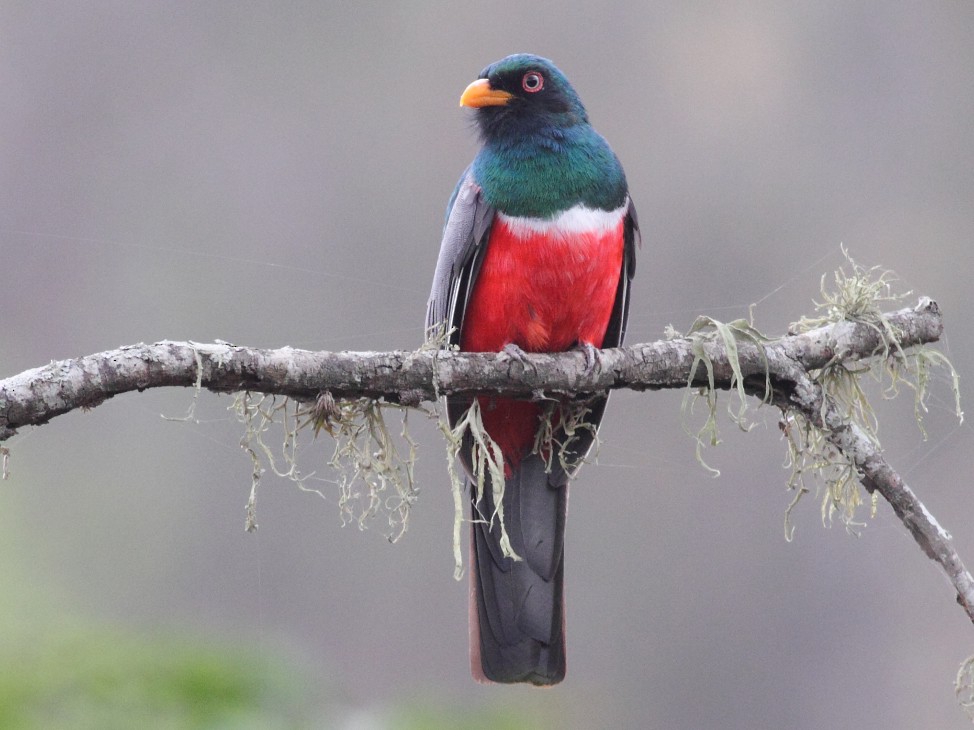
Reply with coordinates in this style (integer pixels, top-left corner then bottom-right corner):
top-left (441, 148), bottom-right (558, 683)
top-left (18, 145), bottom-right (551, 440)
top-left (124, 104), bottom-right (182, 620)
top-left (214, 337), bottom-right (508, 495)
top-left (460, 54), bottom-right (589, 141)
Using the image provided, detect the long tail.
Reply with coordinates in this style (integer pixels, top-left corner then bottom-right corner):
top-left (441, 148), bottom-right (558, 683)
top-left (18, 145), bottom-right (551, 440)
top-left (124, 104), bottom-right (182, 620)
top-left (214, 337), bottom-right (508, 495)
top-left (468, 453), bottom-right (568, 685)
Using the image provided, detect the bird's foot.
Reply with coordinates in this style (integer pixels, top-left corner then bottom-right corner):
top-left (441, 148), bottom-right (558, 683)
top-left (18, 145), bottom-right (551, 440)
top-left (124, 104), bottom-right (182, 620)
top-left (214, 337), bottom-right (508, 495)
top-left (499, 343), bottom-right (536, 375)
top-left (576, 342), bottom-right (602, 377)
top-left (499, 343), bottom-right (531, 363)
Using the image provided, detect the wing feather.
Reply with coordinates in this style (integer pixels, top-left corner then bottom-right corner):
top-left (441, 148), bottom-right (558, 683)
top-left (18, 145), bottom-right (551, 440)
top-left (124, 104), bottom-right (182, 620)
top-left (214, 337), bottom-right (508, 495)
top-left (425, 169), bottom-right (495, 345)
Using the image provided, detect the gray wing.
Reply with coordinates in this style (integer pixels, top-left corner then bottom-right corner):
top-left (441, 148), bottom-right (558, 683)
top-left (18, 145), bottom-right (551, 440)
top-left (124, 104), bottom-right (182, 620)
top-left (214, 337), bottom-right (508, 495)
top-left (601, 195), bottom-right (639, 349)
top-left (425, 168), bottom-right (495, 346)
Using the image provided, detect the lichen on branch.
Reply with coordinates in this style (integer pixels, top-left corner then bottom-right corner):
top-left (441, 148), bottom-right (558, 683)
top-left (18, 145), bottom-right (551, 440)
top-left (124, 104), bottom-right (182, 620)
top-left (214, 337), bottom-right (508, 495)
top-left (673, 248), bottom-right (962, 539)
top-left (233, 390), bottom-right (423, 542)
top-left (0, 255), bottom-right (970, 671)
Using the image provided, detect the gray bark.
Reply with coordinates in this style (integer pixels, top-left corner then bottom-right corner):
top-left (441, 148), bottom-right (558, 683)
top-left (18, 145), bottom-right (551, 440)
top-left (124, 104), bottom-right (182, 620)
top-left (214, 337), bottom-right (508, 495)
top-left (2, 297), bottom-right (971, 626)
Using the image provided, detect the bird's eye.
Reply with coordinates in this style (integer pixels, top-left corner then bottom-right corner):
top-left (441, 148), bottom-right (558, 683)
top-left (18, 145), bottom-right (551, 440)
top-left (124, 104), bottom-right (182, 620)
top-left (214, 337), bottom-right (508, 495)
top-left (521, 71), bottom-right (544, 93)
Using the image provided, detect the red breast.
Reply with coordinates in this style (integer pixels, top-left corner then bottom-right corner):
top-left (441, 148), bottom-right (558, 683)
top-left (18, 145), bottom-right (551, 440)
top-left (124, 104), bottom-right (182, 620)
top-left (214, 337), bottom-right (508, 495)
top-left (460, 209), bottom-right (626, 465)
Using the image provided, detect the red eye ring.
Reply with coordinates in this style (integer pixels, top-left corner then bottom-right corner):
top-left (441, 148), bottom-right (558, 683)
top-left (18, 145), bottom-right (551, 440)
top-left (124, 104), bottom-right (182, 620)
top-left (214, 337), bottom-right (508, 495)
top-left (521, 71), bottom-right (544, 93)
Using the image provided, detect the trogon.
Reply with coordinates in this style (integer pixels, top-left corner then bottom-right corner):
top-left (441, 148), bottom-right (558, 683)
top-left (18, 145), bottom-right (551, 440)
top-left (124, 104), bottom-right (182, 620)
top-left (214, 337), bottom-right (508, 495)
top-left (426, 54), bottom-right (638, 685)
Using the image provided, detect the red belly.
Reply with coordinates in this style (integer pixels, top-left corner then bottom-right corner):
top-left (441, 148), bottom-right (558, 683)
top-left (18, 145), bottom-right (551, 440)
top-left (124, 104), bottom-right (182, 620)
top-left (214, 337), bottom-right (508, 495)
top-left (460, 216), bottom-right (624, 465)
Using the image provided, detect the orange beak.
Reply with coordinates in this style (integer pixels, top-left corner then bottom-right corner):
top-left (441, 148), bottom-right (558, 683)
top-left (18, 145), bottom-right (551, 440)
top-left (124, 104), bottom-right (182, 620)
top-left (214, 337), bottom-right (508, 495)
top-left (459, 78), bottom-right (513, 108)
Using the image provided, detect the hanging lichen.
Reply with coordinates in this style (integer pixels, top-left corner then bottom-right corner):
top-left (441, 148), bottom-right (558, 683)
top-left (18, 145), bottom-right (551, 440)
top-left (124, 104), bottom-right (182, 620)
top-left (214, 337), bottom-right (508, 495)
top-left (233, 391), bottom-right (422, 543)
top-left (677, 246), bottom-right (961, 537)
top-left (440, 399), bottom-right (512, 580)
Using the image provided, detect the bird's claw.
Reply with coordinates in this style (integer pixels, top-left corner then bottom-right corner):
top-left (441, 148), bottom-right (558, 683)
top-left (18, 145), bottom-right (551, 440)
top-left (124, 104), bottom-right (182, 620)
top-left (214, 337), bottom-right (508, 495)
top-left (578, 342), bottom-right (602, 377)
top-left (500, 343), bottom-right (531, 363)
top-left (499, 343), bottom-right (536, 375)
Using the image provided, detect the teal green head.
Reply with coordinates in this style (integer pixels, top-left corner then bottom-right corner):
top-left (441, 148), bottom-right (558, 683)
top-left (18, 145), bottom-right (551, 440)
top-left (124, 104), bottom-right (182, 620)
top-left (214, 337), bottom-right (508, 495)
top-left (459, 53), bottom-right (628, 217)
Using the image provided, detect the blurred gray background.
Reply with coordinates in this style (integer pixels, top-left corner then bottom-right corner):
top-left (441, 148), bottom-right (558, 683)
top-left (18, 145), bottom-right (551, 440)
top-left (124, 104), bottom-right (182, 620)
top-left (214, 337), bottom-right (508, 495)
top-left (3, 2), bottom-right (974, 727)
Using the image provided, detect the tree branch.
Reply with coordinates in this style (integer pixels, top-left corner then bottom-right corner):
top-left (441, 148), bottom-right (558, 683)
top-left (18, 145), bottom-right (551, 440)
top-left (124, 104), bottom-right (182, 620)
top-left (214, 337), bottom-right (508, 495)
top-left (0, 298), bottom-right (944, 432)
top-left (2, 297), bottom-right (972, 626)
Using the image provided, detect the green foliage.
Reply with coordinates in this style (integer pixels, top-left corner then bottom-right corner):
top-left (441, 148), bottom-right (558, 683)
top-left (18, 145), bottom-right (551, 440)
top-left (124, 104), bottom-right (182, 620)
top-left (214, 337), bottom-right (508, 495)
top-left (394, 702), bottom-right (549, 730)
top-left (0, 625), bottom-right (308, 729)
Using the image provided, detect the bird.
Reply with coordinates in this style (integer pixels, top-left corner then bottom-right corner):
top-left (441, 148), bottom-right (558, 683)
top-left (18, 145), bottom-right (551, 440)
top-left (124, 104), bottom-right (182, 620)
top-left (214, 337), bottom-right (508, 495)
top-left (426, 54), bottom-right (638, 686)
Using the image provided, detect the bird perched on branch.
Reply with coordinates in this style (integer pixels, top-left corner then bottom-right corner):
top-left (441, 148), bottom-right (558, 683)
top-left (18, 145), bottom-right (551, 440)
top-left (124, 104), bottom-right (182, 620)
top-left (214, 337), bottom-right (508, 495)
top-left (427, 54), bottom-right (638, 685)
